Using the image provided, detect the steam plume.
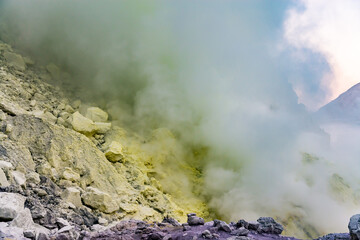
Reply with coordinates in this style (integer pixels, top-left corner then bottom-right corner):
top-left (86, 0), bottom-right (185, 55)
top-left (1, 1), bottom-right (359, 237)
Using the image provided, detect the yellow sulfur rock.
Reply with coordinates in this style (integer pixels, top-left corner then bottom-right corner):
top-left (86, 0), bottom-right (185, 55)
top-left (71, 111), bottom-right (96, 134)
top-left (95, 122), bottom-right (111, 134)
top-left (61, 187), bottom-right (82, 207)
top-left (105, 141), bottom-right (124, 163)
top-left (86, 107), bottom-right (108, 122)
top-left (82, 187), bottom-right (119, 214)
top-left (62, 167), bottom-right (80, 182)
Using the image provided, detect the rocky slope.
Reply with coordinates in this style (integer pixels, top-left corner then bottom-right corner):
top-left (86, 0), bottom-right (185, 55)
top-left (0, 40), bottom-right (211, 239)
top-left (316, 82), bottom-right (360, 124)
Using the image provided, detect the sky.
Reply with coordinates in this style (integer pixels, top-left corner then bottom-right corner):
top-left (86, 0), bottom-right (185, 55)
top-left (284, 0), bottom-right (360, 110)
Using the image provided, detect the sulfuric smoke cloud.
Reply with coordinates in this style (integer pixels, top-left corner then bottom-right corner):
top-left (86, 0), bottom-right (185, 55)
top-left (1, 1), bottom-right (360, 237)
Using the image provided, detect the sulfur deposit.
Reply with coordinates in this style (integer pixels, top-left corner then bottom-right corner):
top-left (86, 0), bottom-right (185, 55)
top-left (0, 40), bottom-right (211, 239)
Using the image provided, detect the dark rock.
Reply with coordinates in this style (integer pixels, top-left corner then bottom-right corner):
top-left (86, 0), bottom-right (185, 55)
top-left (137, 221), bottom-right (148, 230)
top-left (163, 234), bottom-right (172, 240)
top-left (187, 213), bottom-right (204, 226)
top-left (349, 215), bottom-right (360, 240)
top-left (214, 219), bottom-right (231, 232)
top-left (23, 229), bottom-right (36, 239)
top-left (77, 208), bottom-right (98, 227)
top-left (212, 233), bottom-right (220, 239)
top-left (257, 217), bottom-right (283, 235)
top-left (42, 210), bottom-right (58, 229)
top-left (70, 213), bottom-right (84, 226)
top-left (227, 237), bottom-right (251, 240)
top-left (36, 232), bottom-right (50, 240)
top-left (148, 232), bottom-right (166, 240)
top-left (162, 216), bottom-right (181, 226)
top-left (247, 221), bottom-right (260, 231)
top-left (56, 234), bottom-right (71, 240)
top-left (202, 229), bottom-right (213, 239)
top-left (0, 145), bottom-right (7, 157)
top-left (236, 219), bottom-right (249, 229)
top-left (182, 223), bottom-right (191, 231)
top-left (30, 205), bottom-right (47, 220)
top-left (231, 227), bottom-right (249, 236)
top-left (56, 225), bottom-right (80, 240)
top-left (317, 233), bottom-right (350, 240)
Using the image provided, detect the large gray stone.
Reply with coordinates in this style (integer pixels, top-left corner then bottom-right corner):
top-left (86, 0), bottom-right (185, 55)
top-left (9, 208), bottom-right (34, 229)
top-left (231, 227), bottom-right (249, 236)
top-left (349, 214), bottom-right (360, 240)
top-left (214, 219), bottom-right (231, 232)
top-left (0, 192), bottom-right (25, 220)
top-left (187, 213), bottom-right (205, 226)
top-left (257, 217), bottom-right (283, 235)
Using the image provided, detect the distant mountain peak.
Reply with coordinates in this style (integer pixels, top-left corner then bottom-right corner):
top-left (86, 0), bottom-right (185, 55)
top-left (316, 82), bottom-right (360, 124)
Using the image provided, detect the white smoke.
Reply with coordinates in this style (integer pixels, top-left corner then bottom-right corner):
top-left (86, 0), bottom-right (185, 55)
top-left (1, 0), bottom-right (360, 237)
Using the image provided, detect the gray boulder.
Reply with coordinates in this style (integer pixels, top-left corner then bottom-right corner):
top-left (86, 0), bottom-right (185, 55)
top-left (9, 208), bottom-right (34, 229)
top-left (187, 213), bottom-right (205, 226)
top-left (257, 217), bottom-right (283, 235)
top-left (214, 219), bottom-right (231, 232)
top-left (231, 227), bottom-right (249, 236)
top-left (349, 214), bottom-right (360, 240)
top-left (248, 221), bottom-right (260, 231)
top-left (236, 219), bottom-right (249, 229)
top-left (0, 192), bottom-right (25, 220)
top-left (202, 229), bottom-right (213, 239)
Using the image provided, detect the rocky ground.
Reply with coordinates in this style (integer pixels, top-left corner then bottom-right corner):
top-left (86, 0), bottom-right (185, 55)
top-left (0, 39), bottom-right (359, 240)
